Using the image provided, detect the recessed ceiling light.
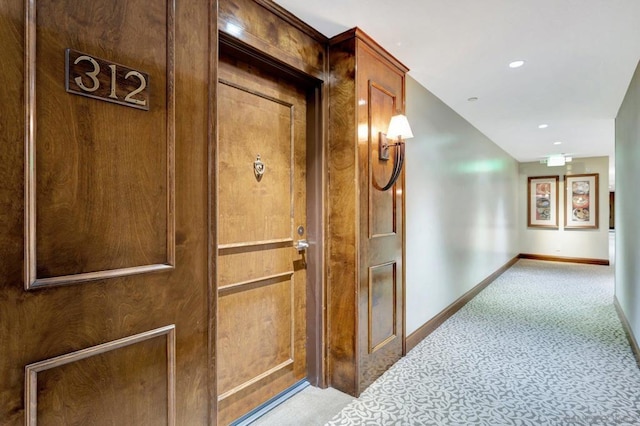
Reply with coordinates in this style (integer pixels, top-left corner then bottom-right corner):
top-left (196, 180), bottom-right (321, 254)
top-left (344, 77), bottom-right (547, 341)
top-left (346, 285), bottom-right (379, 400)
top-left (553, 141), bottom-right (562, 145)
top-left (509, 60), bottom-right (525, 68)
top-left (467, 97), bottom-right (478, 102)
top-left (538, 124), bottom-right (548, 129)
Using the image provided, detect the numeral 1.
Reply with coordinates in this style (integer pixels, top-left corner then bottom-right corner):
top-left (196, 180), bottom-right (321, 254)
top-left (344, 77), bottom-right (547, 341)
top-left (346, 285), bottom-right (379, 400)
top-left (108, 64), bottom-right (117, 99)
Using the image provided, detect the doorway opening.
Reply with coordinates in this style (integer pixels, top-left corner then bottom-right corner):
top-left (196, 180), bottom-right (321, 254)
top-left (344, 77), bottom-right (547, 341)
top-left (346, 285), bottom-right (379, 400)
top-left (215, 34), bottom-right (325, 424)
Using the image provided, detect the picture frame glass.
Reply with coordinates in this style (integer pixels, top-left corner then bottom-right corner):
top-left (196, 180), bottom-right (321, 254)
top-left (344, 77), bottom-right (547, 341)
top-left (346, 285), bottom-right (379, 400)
top-left (528, 176), bottom-right (559, 228)
top-left (565, 173), bottom-right (599, 229)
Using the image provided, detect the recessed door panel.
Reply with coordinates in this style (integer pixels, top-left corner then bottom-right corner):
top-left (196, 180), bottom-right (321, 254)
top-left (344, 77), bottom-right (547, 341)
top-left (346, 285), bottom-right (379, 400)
top-left (369, 262), bottom-right (396, 353)
top-left (26, 0), bottom-right (174, 287)
top-left (369, 82), bottom-right (396, 238)
top-left (218, 83), bottom-right (293, 246)
top-left (27, 327), bottom-right (174, 426)
top-left (217, 276), bottom-right (294, 398)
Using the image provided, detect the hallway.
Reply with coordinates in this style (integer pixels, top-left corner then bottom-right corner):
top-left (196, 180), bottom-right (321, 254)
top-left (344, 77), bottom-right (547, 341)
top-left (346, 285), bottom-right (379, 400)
top-left (256, 258), bottom-right (640, 425)
top-left (329, 259), bottom-right (640, 424)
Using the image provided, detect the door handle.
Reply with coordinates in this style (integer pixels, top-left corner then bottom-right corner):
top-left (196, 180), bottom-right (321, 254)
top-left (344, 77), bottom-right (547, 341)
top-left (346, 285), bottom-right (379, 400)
top-left (294, 239), bottom-right (309, 251)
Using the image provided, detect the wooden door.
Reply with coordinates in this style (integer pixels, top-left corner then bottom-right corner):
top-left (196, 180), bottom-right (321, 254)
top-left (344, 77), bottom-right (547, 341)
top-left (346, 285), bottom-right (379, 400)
top-left (216, 50), bottom-right (308, 424)
top-left (0, 0), bottom-right (213, 424)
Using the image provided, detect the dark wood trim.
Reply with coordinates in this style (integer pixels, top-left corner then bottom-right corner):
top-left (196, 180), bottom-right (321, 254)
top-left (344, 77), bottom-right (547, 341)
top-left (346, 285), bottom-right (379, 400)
top-left (218, 16), bottom-right (325, 80)
top-left (254, 0), bottom-right (328, 43)
top-left (614, 296), bottom-right (640, 368)
top-left (219, 32), bottom-right (322, 87)
top-left (208, 1), bottom-right (218, 424)
top-left (406, 256), bottom-right (519, 352)
top-left (306, 82), bottom-right (327, 388)
top-left (518, 253), bottom-right (610, 266)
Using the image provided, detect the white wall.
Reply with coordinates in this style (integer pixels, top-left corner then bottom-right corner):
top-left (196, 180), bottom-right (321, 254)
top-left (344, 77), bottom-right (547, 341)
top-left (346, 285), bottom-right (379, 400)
top-left (518, 157), bottom-right (610, 261)
top-left (615, 61), bottom-right (640, 340)
top-left (405, 76), bottom-right (519, 335)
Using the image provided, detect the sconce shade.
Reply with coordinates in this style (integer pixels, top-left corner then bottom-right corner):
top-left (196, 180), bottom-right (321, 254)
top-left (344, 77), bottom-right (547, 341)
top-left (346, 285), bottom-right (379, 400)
top-left (386, 114), bottom-right (413, 140)
top-left (377, 113), bottom-right (413, 191)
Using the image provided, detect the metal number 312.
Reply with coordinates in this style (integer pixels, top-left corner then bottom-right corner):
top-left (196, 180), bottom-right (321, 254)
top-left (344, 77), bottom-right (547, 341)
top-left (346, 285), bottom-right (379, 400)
top-left (65, 49), bottom-right (150, 111)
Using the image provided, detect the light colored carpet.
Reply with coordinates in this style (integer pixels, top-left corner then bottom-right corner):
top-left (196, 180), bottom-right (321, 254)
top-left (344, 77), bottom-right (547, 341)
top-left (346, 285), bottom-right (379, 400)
top-left (327, 260), bottom-right (640, 425)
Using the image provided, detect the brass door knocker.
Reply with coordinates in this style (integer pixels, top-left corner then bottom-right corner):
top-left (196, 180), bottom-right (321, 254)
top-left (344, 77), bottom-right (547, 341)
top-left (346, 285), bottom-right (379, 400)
top-left (254, 154), bottom-right (265, 181)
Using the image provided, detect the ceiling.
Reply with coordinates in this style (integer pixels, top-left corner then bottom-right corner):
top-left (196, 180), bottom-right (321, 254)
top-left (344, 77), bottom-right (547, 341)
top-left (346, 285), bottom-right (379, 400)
top-left (274, 0), bottom-right (640, 188)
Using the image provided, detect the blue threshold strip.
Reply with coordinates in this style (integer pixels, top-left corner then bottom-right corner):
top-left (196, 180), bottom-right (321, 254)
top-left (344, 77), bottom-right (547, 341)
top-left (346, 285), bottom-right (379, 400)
top-left (231, 379), bottom-right (310, 426)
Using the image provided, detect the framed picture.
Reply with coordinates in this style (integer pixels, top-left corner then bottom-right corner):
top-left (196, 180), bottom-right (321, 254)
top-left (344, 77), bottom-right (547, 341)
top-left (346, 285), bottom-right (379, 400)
top-left (565, 173), bottom-right (599, 229)
top-left (528, 176), bottom-right (559, 228)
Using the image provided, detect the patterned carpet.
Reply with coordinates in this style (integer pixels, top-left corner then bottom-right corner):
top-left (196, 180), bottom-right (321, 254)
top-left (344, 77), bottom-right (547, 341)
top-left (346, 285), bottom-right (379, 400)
top-left (327, 260), bottom-right (640, 425)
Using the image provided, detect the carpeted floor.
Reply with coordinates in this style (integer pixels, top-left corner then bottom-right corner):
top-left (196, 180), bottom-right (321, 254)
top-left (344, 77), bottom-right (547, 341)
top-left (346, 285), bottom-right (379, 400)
top-left (327, 260), bottom-right (640, 425)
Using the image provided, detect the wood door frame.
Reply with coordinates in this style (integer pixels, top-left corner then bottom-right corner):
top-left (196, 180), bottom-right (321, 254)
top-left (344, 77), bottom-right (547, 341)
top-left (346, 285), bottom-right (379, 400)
top-left (216, 32), bottom-right (327, 394)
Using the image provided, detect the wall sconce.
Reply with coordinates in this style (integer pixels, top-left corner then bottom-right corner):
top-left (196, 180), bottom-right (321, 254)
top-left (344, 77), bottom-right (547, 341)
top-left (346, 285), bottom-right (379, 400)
top-left (378, 113), bottom-right (413, 191)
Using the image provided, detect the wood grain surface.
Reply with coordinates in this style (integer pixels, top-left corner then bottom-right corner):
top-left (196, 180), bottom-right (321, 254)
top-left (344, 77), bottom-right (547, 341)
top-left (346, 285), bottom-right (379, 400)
top-left (219, 0), bottom-right (327, 79)
top-left (0, 0), bottom-right (214, 424)
top-left (327, 28), bottom-right (408, 396)
top-left (216, 48), bottom-right (308, 425)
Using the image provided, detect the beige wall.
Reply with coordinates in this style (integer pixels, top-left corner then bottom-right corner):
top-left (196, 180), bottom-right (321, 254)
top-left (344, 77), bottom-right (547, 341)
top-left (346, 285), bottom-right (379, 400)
top-left (405, 76), bottom-right (519, 335)
top-left (518, 157), bottom-right (610, 261)
top-left (615, 60), bottom-right (640, 340)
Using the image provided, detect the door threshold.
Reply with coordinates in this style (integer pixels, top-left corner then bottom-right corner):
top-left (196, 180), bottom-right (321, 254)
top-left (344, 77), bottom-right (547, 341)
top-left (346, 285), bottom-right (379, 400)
top-left (230, 379), bottom-right (310, 425)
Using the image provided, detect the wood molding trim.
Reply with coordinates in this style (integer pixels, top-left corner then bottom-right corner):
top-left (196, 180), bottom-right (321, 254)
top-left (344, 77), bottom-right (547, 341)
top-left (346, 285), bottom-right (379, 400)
top-left (253, 0), bottom-right (328, 43)
top-left (518, 253), bottom-right (610, 266)
top-left (207, 1), bottom-right (218, 424)
top-left (24, 325), bottom-right (176, 426)
top-left (329, 28), bottom-right (409, 73)
top-left (406, 256), bottom-right (519, 352)
top-left (218, 0), bottom-right (326, 80)
top-left (614, 296), bottom-right (640, 368)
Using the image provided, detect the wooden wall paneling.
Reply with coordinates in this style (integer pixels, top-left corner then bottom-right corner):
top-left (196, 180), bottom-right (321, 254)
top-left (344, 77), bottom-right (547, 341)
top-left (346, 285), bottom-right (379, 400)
top-left (356, 36), bottom-right (406, 392)
top-left (327, 28), bottom-right (408, 396)
top-left (0, 0), bottom-right (213, 423)
top-left (218, 0), bottom-right (327, 79)
top-left (327, 35), bottom-right (359, 395)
